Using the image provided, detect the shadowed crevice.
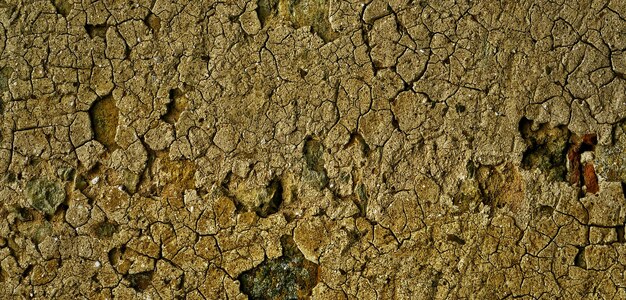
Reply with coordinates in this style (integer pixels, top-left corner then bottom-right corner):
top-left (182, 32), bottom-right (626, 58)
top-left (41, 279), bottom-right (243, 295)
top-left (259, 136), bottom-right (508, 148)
top-left (256, 177), bottom-right (284, 218)
top-left (162, 88), bottom-right (187, 125)
top-left (303, 136), bottom-right (329, 189)
top-left (89, 94), bottom-right (119, 151)
top-left (574, 246), bottom-right (586, 269)
top-left (85, 24), bottom-right (108, 39)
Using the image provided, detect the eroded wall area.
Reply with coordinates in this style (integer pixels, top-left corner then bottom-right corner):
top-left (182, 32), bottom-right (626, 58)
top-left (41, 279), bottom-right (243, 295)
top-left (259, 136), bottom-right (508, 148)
top-left (1, 0), bottom-right (626, 298)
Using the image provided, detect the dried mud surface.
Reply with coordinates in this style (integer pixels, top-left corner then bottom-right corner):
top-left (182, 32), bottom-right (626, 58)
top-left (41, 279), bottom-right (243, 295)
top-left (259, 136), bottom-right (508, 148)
top-left (2, 0), bottom-right (626, 299)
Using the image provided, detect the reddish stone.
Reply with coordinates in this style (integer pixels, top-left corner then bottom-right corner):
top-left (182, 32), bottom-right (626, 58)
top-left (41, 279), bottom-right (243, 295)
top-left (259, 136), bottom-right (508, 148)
top-left (568, 145), bottom-right (581, 186)
top-left (583, 163), bottom-right (599, 194)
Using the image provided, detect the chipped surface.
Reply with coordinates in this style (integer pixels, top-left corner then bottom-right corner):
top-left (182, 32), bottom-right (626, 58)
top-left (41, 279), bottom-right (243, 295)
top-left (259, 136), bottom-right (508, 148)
top-left (2, 0), bottom-right (626, 299)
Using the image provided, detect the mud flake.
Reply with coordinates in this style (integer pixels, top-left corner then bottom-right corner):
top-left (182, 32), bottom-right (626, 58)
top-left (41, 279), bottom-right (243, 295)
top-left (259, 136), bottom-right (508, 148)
top-left (595, 125), bottom-right (626, 184)
top-left (581, 182), bottom-right (626, 227)
top-left (240, 10), bottom-right (262, 35)
top-left (145, 122), bottom-right (175, 151)
top-left (213, 124), bottom-right (239, 153)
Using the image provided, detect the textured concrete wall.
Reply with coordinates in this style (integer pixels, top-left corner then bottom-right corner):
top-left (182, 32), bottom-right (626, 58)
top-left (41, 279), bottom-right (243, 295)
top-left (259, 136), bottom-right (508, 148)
top-left (1, 0), bottom-right (626, 298)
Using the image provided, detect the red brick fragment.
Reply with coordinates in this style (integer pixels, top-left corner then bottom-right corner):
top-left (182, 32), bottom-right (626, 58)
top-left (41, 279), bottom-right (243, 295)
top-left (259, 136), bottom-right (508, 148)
top-left (583, 163), bottom-right (599, 194)
top-left (568, 145), bottom-right (581, 186)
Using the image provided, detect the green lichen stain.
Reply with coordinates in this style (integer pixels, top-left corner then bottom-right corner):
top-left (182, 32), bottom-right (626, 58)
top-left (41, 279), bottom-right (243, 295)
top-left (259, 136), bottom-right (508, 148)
top-left (95, 221), bottom-right (118, 238)
top-left (239, 235), bottom-right (318, 299)
top-left (25, 178), bottom-right (66, 215)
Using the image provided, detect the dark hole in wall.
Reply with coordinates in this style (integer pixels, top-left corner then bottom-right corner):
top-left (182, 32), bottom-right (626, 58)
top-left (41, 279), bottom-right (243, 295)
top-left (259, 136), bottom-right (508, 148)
top-left (144, 13), bottom-right (161, 33)
top-left (446, 234), bottom-right (466, 245)
top-left (343, 132), bottom-right (370, 156)
top-left (616, 225), bottom-right (626, 243)
top-left (108, 247), bottom-right (122, 266)
top-left (89, 94), bottom-right (119, 151)
top-left (519, 117), bottom-right (570, 182)
top-left (84, 24), bottom-right (108, 39)
top-left (574, 246), bottom-right (586, 269)
top-left (162, 88), bottom-right (186, 125)
top-left (21, 264), bottom-right (33, 280)
top-left (256, 178), bottom-right (284, 218)
top-left (126, 271), bottom-right (154, 292)
top-left (52, 0), bottom-right (72, 17)
top-left (16, 207), bottom-right (33, 222)
top-left (256, 0), bottom-right (279, 28)
top-left (303, 136), bottom-right (329, 188)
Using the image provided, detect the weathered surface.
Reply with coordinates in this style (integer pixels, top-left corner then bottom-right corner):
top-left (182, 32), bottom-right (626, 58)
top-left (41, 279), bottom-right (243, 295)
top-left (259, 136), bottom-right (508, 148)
top-left (2, 0), bottom-right (626, 299)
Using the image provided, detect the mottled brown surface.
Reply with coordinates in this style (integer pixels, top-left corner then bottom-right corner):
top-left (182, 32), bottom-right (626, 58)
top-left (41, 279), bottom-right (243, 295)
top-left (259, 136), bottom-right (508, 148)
top-left (2, 0), bottom-right (626, 299)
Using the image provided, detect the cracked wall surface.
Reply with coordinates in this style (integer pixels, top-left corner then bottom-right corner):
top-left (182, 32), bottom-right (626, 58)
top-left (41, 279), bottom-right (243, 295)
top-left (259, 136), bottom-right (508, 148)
top-left (2, 0), bottom-right (626, 299)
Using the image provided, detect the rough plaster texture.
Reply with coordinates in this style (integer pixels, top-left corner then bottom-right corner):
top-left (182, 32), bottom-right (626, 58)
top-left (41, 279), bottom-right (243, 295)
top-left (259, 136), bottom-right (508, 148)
top-left (1, 0), bottom-right (626, 299)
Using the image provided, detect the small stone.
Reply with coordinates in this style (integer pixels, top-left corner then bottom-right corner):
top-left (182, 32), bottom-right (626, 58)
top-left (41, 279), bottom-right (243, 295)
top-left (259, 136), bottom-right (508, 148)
top-left (239, 10), bottom-right (261, 35)
top-left (213, 124), bottom-right (239, 153)
top-left (589, 226), bottom-right (617, 244)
